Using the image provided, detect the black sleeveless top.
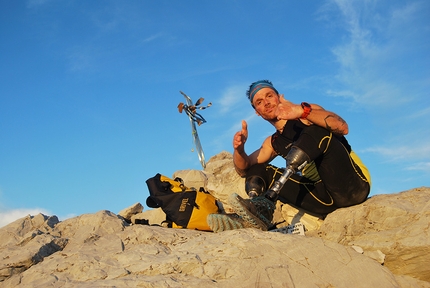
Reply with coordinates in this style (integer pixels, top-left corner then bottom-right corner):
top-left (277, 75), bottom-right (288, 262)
top-left (271, 120), bottom-right (351, 158)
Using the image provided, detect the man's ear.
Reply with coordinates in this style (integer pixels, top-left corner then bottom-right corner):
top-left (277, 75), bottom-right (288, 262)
top-left (255, 109), bottom-right (261, 117)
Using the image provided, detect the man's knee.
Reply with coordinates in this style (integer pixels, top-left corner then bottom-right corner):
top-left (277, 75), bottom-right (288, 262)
top-left (294, 126), bottom-right (332, 160)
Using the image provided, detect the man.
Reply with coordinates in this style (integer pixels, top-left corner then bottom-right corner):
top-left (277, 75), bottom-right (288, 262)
top-left (207, 80), bottom-right (371, 232)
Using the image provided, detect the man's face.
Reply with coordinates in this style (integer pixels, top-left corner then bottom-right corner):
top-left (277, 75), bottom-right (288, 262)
top-left (252, 87), bottom-right (280, 120)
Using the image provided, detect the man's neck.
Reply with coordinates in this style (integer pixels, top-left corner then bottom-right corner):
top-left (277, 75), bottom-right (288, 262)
top-left (269, 119), bottom-right (287, 132)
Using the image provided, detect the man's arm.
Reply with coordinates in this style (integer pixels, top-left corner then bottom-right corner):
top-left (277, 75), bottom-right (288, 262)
top-left (304, 105), bottom-right (349, 135)
top-left (276, 95), bottom-right (349, 135)
top-left (233, 120), bottom-right (276, 177)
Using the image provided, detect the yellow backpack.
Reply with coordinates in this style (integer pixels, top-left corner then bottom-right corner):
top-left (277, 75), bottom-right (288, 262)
top-left (146, 173), bottom-right (220, 231)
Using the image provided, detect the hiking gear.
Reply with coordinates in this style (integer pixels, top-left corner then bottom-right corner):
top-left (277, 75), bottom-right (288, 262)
top-left (178, 91), bottom-right (211, 168)
top-left (245, 175), bottom-right (266, 198)
top-left (248, 80), bottom-right (279, 105)
top-left (146, 173), bottom-right (219, 231)
top-left (265, 146), bottom-right (310, 201)
top-left (207, 213), bottom-right (257, 233)
top-left (228, 193), bottom-right (274, 231)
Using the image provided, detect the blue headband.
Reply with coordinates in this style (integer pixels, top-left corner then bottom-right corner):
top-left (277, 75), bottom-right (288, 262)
top-left (249, 81), bottom-right (278, 104)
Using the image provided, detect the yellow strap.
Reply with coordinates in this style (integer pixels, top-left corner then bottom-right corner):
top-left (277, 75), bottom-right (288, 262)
top-left (350, 150), bottom-right (372, 187)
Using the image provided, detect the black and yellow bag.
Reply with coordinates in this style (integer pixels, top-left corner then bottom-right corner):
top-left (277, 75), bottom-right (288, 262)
top-left (145, 173), bottom-right (220, 231)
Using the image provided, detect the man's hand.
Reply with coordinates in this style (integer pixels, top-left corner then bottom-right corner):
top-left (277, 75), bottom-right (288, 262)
top-left (276, 95), bottom-right (302, 120)
top-left (233, 120), bottom-right (250, 176)
top-left (233, 120), bottom-right (248, 152)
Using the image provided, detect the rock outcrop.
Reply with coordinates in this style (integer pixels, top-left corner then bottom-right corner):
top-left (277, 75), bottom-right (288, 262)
top-left (314, 187), bottom-right (430, 282)
top-left (1, 151), bottom-right (429, 287)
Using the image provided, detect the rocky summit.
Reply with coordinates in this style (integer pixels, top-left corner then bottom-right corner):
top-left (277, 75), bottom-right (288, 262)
top-left (1, 152), bottom-right (429, 287)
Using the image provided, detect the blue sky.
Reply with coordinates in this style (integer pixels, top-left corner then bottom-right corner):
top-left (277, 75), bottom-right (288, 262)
top-left (1, 0), bottom-right (429, 227)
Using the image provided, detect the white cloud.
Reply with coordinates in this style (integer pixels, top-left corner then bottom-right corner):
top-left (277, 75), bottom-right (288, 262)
top-left (225, 112), bottom-right (259, 137)
top-left (406, 106), bottom-right (430, 120)
top-left (67, 48), bottom-right (94, 72)
top-left (0, 208), bottom-right (51, 228)
top-left (364, 144), bottom-right (430, 163)
top-left (143, 33), bottom-right (164, 43)
top-left (323, 0), bottom-right (427, 107)
top-left (26, 0), bottom-right (51, 9)
top-left (405, 162), bottom-right (430, 173)
top-left (218, 85), bottom-right (247, 114)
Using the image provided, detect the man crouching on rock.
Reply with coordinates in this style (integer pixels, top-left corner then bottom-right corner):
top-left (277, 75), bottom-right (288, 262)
top-left (207, 80), bottom-right (371, 232)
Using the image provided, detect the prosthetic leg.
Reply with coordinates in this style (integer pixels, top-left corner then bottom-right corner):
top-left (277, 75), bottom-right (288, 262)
top-left (245, 175), bottom-right (266, 198)
top-left (264, 146), bottom-right (310, 201)
top-left (207, 146), bottom-right (310, 232)
top-left (229, 146), bottom-right (310, 230)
